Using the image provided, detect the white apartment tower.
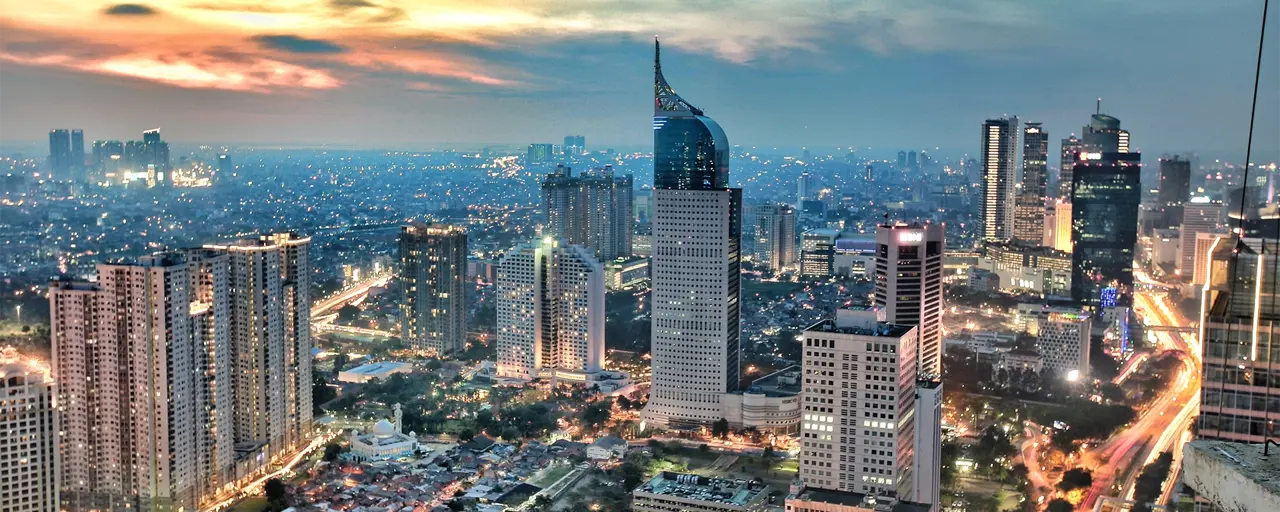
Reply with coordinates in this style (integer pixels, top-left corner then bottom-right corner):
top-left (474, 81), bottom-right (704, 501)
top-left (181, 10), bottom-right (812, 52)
top-left (874, 222), bottom-right (946, 377)
top-left (0, 351), bottom-right (59, 512)
top-left (51, 255), bottom-right (201, 511)
top-left (913, 380), bottom-right (943, 510)
top-left (181, 249), bottom-right (236, 494)
top-left (205, 232), bottom-right (313, 458)
top-left (496, 237), bottom-right (605, 381)
top-left (754, 203), bottom-right (797, 272)
top-left (981, 117), bottom-right (1019, 241)
top-left (799, 307), bottom-right (919, 498)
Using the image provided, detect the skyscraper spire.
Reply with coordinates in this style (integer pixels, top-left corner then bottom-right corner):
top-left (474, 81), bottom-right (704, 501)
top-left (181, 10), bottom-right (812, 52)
top-left (654, 37), bottom-right (702, 116)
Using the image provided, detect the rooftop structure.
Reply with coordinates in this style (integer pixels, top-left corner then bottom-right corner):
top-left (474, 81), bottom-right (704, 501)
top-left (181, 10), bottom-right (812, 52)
top-left (338, 361), bottom-right (414, 383)
top-left (633, 472), bottom-right (771, 512)
top-left (786, 487), bottom-right (933, 512)
top-left (1181, 440), bottom-right (1280, 511)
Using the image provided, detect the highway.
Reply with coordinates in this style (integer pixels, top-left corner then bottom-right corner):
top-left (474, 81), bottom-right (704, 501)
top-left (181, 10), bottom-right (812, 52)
top-left (1082, 275), bottom-right (1201, 510)
top-left (311, 272), bottom-right (398, 337)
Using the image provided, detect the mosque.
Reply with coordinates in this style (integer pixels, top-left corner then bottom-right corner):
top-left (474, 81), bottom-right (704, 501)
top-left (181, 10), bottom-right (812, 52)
top-left (349, 403), bottom-right (419, 461)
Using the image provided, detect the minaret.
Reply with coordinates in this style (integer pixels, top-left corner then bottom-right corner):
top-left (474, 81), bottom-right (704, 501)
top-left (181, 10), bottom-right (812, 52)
top-left (393, 403), bottom-right (403, 433)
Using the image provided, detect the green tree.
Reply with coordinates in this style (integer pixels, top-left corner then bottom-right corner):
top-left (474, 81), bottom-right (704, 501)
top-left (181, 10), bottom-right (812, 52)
top-left (322, 443), bottom-right (343, 462)
top-left (1046, 499), bottom-right (1074, 512)
top-left (711, 418), bottom-right (730, 440)
top-left (501, 426), bottom-right (522, 442)
top-left (312, 375), bottom-right (337, 415)
top-left (459, 429), bottom-right (475, 442)
top-left (1058, 467), bottom-right (1094, 492)
top-left (264, 478), bottom-right (287, 510)
top-left (581, 402), bottom-right (612, 432)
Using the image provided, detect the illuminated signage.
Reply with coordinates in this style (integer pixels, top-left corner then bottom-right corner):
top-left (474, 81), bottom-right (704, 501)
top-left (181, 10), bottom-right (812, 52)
top-left (898, 232), bottom-right (923, 243)
top-left (1081, 152), bottom-right (1103, 161)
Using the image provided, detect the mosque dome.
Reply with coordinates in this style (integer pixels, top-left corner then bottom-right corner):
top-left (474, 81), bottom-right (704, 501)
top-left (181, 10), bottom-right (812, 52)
top-left (373, 419), bottom-right (396, 437)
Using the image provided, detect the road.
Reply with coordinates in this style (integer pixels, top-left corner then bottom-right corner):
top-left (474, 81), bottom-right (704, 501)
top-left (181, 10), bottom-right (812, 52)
top-left (1080, 279), bottom-right (1201, 510)
top-left (311, 272), bottom-right (396, 337)
top-left (1020, 426), bottom-right (1054, 507)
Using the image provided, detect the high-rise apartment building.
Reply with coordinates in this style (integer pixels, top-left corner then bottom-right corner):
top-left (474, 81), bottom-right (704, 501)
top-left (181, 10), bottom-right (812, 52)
top-left (398, 223), bottom-right (468, 356)
top-left (91, 140), bottom-right (124, 182)
top-left (875, 222), bottom-right (945, 377)
top-left (798, 307), bottom-right (919, 498)
top-left (1198, 237), bottom-right (1279, 443)
top-left (801, 229), bottom-right (839, 279)
top-left (1070, 152), bottom-right (1141, 307)
top-left (48, 129), bottom-right (85, 182)
top-left (981, 117), bottom-right (1019, 241)
top-left (542, 164), bottom-right (634, 260)
top-left (52, 255), bottom-right (201, 511)
top-left (798, 171), bottom-right (816, 204)
top-left (496, 237), bottom-right (605, 381)
top-left (643, 39), bottom-right (743, 428)
top-left (897, 151), bottom-right (907, 170)
top-left (1014, 123), bottom-right (1048, 244)
top-left (0, 350), bottom-right (59, 512)
top-left (1180, 198), bottom-right (1224, 281)
top-left (754, 203), bottom-right (796, 272)
top-left (527, 143), bottom-right (556, 164)
top-left (180, 249), bottom-right (236, 495)
top-left (1158, 155), bottom-right (1193, 229)
top-left (563, 135), bottom-right (586, 155)
top-left (1059, 135), bottom-right (1084, 199)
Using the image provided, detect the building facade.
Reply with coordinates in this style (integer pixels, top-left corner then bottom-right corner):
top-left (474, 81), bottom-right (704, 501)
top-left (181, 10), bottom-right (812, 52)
top-left (1180, 199), bottom-right (1224, 281)
top-left (1059, 135), bottom-right (1083, 200)
top-left (755, 203), bottom-right (797, 272)
top-left (0, 351), bottom-right (59, 512)
top-left (643, 39), bottom-right (743, 428)
top-left (981, 117), bottom-right (1019, 241)
top-left (542, 164), bottom-right (634, 261)
top-left (1070, 152), bottom-right (1141, 308)
top-left (1014, 123), bottom-right (1048, 244)
top-left (496, 237), bottom-right (605, 381)
top-left (1158, 155), bottom-right (1192, 230)
top-left (801, 229), bottom-right (839, 278)
top-left (875, 223), bottom-right (945, 377)
top-left (1019, 306), bottom-right (1092, 380)
top-left (398, 223), bottom-right (468, 356)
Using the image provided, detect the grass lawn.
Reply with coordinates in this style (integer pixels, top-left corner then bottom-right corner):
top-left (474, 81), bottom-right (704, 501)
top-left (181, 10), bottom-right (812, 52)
top-left (529, 464), bottom-right (573, 487)
top-left (229, 496), bottom-right (267, 512)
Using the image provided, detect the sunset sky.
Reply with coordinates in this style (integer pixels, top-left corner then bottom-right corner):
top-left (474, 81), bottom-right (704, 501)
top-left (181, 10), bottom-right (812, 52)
top-left (1, 1), bottom-right (1276, 156)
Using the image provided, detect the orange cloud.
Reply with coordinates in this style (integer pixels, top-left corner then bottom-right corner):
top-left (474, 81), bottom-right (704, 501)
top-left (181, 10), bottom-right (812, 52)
top-left (0, 50), bottom-right (342, 92)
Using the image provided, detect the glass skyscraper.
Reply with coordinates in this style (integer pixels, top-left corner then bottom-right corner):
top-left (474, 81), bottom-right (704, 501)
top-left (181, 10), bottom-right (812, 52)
top-left (643, 39), bottom-right (744, 428)
top-left (1070, 152), bottom-right (1142, 307)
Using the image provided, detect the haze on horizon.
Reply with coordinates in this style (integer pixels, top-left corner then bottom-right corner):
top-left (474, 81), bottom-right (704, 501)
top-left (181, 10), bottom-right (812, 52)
top-left (1, 0), bottom-right (1277, 160)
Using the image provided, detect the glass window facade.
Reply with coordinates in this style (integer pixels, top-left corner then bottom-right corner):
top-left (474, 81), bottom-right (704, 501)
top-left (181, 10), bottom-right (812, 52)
top-left (1070, 153), bottom-right (1141, 306)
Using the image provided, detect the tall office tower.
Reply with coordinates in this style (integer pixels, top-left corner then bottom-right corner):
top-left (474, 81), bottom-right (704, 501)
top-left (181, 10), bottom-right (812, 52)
top-left (644, 39), bottom-right (743, 428)
top-left (141, 128), bottom-right (170, 170)
top-left (1024, 307), bottom-right (1093, 380)
top-left (180, 249), bottom-right (236, 496)
top-left (798, 307), bottom-right (920, 497)
top-left (398, 223), bottom-right (468, 357)
top-left (866, 164), bottom-right (875, 182)
top-left (797, 171), bottom-right (815, 203)
top-left (981, 117), bottom-right (1019, 241)
top-left (1082, 113), bottom-right (1130, 154)
top-left (0, 350), bottom-right (59, 512)
top-left (907, 150), bottom-right (918, 171)
top-left (92, 140), bottom-right (124, 182)
top-left (563, 135), bottom-right (586, 155)
top-left (527, 143), bottom-right (556, 164)
top-left (875, 222), bottom-right (946, 376)
top-left (541, 164), bottom-right (634, 260)
top-left (204, 233), bottom-right (313, 457)
top-left (754, 203), bottom-right (797, 272)
top-left (1197, 237), bottom-right (1279, 443)
top-left (800, 228), bottom-right (838, 278)
top-left (47, 129), bottom-right (82, 181)
top-left (51, 255), bottom-right (201, 511)
top-left (897, 150), bottom-right (907, 170)
top-left (1059, 135), bottom-right (1084, 199)
top-left (1180, 199), bottom-right (1223, 281)
top-left (1014, 123), bottom-right (1049, 244)
top-left (1070, 152), bottom-right (1141, 308)
top-left (217, 153), bottom-right (232, 177)
top-left (913, 379), bottom-right (943, 509)
top-left (1157, 155), bottom-right (1193, 229)
top-left (1049, 200), bottom-right (1073, 252)
top-left (495, 237), bottom-right (605, 381)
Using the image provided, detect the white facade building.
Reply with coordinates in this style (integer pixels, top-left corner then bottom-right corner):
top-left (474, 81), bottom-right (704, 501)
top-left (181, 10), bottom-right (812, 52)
top-left (800, 307), bottom-right (919, 498)
top-left (875, 222), bottom-right (945, 377)
top-left (1019, 305), bottom-right (1092, 380)
top-left (981, 117), bottom-right (1019, 241)
top-left (496, 237), bottom-right (605, 381)
top-left (349, 406), bottom-right (418, 461)
top-left (754, 203), bottom-right (797, 272)
top-left (0, 351), bottom-right (59, 512)
top-left (912, 380), bottom-right (942, 511)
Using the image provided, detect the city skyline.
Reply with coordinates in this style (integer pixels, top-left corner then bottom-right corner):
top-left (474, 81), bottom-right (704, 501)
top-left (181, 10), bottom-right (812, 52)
top-left (0, 2), bottom-right (1277, 157)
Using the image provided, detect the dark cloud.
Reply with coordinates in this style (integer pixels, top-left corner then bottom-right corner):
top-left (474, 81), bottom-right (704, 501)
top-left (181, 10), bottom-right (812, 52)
top-left (327, 0), bottom-right (405, 23)
top-left (103, 4), bottom-right (157, 16)
top-left (330, 0), bottom-right (376, 8)
top-left (251, 34), bottom-right (347, 54)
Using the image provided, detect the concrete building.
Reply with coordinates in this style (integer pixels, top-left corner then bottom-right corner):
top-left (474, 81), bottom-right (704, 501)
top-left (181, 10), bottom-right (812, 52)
top-left (974, 242), bottom-right (1072, 297)
top-left (1180, 198), bottom-right (1224, 282)
top-left (1181, 440), bottom-right (1280, 512)
top-left (833, 233), bottom-right (877, 278)
top-left (1151, 228), bottom-right (1181, 269)
top-left (981, 117), bottom-right (1019, 241)
top-left (398, 223), bottom-right (468, 356)
top-left (644, 39), bottom-right (743, 429)
top-left (755, 203), bottom-right (797, 272)
top-left (633, 472), bottom-right (771, 512)
top-left (1023, 307), bottom-right (1092, 381)
top-left (496, 237), bottom-right (605, 382)
top-left (205, 232), bottom-right (313, 458)
top-left (541, 164), bottom-right (634, 261)
top-left (349, 406), bottom-right (418, 462)
top-left (1157, 155), bottom-right (1192, 229)
top-left (786, 490), bottom-right (932, 512)
top-left (603, 256), bottom-right (649, 290)
top-left (875, 222), bottom-right (945, 377)
top-left (51, 255), bottom-right (202, 511)
top-left (1046, 199), bottom-right (1073, 252)
top-left (1014, 122), bottom-right (1048, 244)
top-left (1059, 135), bottom-right (1084, 200)
top-left (1071, 151), bottom-right (1141, 308)
top-left (799, 307), bottom-right (919, 498)
top-left (1190, 231), bottom-right (1227, 287)
top-left (801, 229), bottom-right (839, 279)
top-left (911, 380), bottom-right (942, 510)
top-left (0, 350), bottom-right (59, 512)
top-left (338, 361), bottom-right (414, 384)
top-left (721, 367), bottom-right (802, 434)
